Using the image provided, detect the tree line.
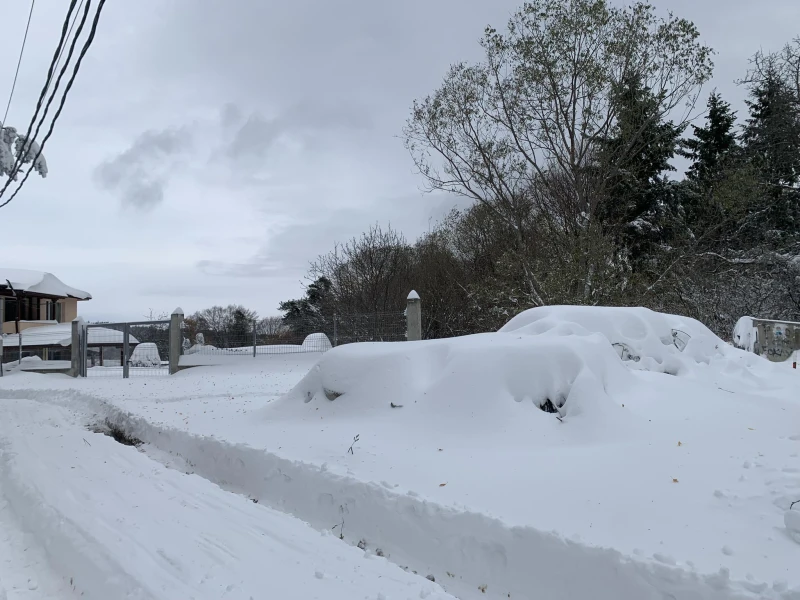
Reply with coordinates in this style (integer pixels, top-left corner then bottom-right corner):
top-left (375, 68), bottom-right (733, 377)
top-left (279, 0), bottom-right (800, 340)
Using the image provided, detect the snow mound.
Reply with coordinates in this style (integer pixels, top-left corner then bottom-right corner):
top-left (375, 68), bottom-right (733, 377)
top-left (289, 329), bottom-right (636, 438)
top-left (129, 343), bottom-right (161, 368)
top-left (302, 333), bottom-right (332, 352)
top-left (732, 317), bottom-right (758, 352)
top-left (500, 305), bottom-right (743, 376)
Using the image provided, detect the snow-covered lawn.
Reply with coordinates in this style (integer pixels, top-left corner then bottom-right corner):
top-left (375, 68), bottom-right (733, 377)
top-left (1, 306), bottom-right (799, 599)
top-left (0, 398), bottom-right (450, 600)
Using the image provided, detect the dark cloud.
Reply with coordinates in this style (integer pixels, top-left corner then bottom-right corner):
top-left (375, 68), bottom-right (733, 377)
top-left (93, 128), bottom-right (193, 209)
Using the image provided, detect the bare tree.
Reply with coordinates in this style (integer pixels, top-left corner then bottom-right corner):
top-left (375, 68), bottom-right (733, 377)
top-left (259, 316), bottom-right (288, 337)
top-left (311, 224), bottom-right (414, 315)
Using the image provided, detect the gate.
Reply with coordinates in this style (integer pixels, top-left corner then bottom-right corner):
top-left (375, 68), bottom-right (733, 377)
top-left (83, 320), bottom-right (171, 378)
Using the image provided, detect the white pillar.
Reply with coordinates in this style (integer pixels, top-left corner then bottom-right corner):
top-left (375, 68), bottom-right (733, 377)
top-left (406, 290), bottom-right (422, 342)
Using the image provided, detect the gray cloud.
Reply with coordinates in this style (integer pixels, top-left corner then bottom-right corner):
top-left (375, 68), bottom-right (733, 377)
top-left (94, 128), bottom-right (193, 209)
top-left (196, 259), bottom-right (283, 278)
top-left (223, 101), bottom-right (373, 162)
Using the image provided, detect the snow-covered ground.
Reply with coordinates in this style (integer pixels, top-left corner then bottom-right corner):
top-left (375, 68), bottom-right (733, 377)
top-left (0, 396), bottom-right (452, 600)
top-left (1, 306), bottom-right (799, 599)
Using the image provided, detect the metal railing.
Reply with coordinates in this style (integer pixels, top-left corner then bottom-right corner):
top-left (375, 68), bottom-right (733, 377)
top-left (183, 312), bottom-right (407, 357)
top-left (84, 320), bottom-right (171, 378)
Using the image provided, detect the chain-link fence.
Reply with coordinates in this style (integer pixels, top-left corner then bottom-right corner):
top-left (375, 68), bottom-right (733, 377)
top-left (183, 312), bottom-right (407, 357)
top-left (1, 325), bottom-right (73, 374)
top-left (85, 321), bottom-right (170, 378)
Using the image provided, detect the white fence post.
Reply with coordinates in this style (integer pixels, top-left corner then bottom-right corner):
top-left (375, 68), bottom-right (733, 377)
top-left (406, 290), bottom-right (422, 342)
top-left (169, 308), bottom-right (184, 375)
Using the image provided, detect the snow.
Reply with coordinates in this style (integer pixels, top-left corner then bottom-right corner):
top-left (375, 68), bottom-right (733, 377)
top-left (786, 509), bottom-right (800, 544)
top-left (129, 342), bottom-right (161, 367)
top-left (0, 268), bottom-right (91, 300)
top-left (407, 290), bottom-right (420, 300)
top-left (733, 316), bottom-right (758, 352)
top-left (2, 323), bottom-right (138, 347)
top-left (1, 306), bottom-right (799, 599)
top-left (302, 332), bottom-right (333, 351)
top-left (0, 398), bottom-right (453, 600)
top-left (180, 333), bottom-right (332, 364)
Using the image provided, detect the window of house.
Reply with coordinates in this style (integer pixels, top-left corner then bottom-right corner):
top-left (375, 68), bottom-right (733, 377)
top-left (46, 301), bottom-right (63, 322)
top-left (4, 298), bottom-right (18, 322)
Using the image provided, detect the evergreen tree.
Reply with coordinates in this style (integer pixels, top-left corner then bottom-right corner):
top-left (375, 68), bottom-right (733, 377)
top-left (595, 76), bottom-right (683, 262)
top-left (740, 65), bottom-right (800, 246)
top-left (230, 308), bottom-right (253, 343)
top-left (742, 67), bottom-right (800, 188)
top-left (680, 91), bottom-right (739, 186)
top-left (279, 277), bottom-right (333, 336)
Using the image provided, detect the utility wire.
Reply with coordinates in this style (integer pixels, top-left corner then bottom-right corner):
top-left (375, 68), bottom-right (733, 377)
top-left (2, 0), bottom-right (37, 128)
top-left (0, 0), bottom-right (107, 209)
top-left (15, 0), bottom-right (94, 174)
top-left (54, 0), bottom-right (86, 80)
top-left (0, 0), bottom-right (78, 193)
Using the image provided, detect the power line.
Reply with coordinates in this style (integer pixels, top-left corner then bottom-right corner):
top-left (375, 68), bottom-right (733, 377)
top-left (54, 0), bottom-right (86, 78)
top-left (0, 0), bottom-right (78, 192)
top-left (0, 0), bottom-right (107, 209)
top-left (2, 0), bottom-right (37, 127)
top-left (17, 0), bottom-right (94, 174)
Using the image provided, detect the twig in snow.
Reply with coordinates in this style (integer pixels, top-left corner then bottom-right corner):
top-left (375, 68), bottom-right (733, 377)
top-left (347, 434), bottom-right (360, 455)
top-left (556, 416), bottom-right (563, 423)
top-left (332, 516), bottom-right (345, 540)
top-left (390, 402), bottom-right (403, 408)
top-left (791, 499), bottom-right (799, 510)
top-left (82, 438), bottom-right (91, 446)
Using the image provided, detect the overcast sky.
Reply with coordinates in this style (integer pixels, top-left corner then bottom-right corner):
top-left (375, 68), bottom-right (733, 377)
top-left (1, 0), bottom-right (798, 322)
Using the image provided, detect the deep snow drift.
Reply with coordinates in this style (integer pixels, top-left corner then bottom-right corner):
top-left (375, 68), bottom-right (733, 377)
top-left (1, 306), bottom-right (799, 599)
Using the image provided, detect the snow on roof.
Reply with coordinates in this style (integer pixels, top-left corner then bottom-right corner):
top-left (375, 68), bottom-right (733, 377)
top-left (1, 324), bottom-right (138, 348)
top-left (0, 268), bottom-right (91, 300)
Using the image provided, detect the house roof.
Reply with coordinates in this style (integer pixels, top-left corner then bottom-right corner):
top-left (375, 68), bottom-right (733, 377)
top-left (1, 324), bottom-right (139, 348)
top-left (0, 268), bottom-right (91, 300)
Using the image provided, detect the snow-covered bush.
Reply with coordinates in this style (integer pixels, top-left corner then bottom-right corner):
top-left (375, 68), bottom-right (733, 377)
top-left (129, 343), bottom-right (161, 367)
top-left (301, 333), bottom-right (332, 352)
top-left (0, 124), bottom-right (48, 180)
